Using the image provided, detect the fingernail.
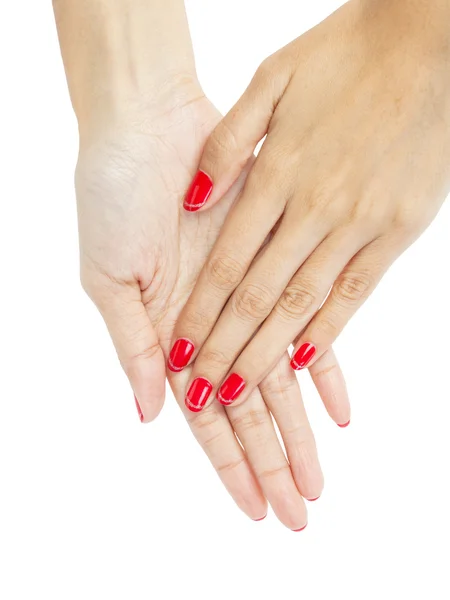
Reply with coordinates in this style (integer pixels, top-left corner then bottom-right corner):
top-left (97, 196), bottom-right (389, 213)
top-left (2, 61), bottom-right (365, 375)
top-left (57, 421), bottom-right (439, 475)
top-left (338, 420), bottom-right (351, 428)
top-left (168, 338), bottom-right (195, 372)
top-left (217, 373), bottom-right (246, 406)
top-left (185, 377), bottom-right (213, 412)
top-left (307, 497), bottom-right (320, 502)
top-left (292, 524), bottom-right (308, 532)
top-left (134, 395), bottom-right (144, 423)
top-left (290, 343), bottom-right (316, 370)
top-left (183, 170), bottom-right (213, 212)
top-left (253, 515), bottom-right (267, 522)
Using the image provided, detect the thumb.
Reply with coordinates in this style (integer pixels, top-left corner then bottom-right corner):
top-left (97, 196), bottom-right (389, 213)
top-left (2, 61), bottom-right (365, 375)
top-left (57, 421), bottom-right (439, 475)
top-left (183, 54), bottom-right (292, 213)
top-left (95, 281), bottom-right (166, 423)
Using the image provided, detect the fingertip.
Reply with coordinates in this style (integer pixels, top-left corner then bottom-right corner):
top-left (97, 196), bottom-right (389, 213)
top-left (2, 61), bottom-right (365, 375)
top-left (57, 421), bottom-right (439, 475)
top-left (183, 170), bottom-right (213, 212)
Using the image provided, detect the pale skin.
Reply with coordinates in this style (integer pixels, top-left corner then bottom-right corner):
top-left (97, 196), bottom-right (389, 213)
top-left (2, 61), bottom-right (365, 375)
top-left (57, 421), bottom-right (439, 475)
top-left (53, 0), bottom-right (350, 529)
top-left (173, 0), bottom-right (450, 410)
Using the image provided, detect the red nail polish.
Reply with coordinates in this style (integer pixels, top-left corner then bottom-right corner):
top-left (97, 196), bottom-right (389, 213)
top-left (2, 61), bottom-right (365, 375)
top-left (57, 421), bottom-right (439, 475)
top-left (253, 515), bottom-right (267, 522)
top-left (134, 395), bottom-right (144, 423)
top-left (217, 373), bottom-right (246, 406)
top-left (307, 497), bottom-right (320, 502)
top-left (338, 420), bottom-right (351, 428)
top-left (168, 338), bottom-right (195, 372)
top-left (290, 343), bottom-right (316, 370)
top-left (293, 524), bottom-right (308, 532)
top-left (183, 170), bottom-right (213, 212)
top-left (185, 377), bottom-right (213, 412)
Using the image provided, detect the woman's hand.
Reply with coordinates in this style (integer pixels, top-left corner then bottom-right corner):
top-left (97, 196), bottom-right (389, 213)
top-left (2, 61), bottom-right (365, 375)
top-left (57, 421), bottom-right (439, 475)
top-left (172, 0), bottom-right (450, 410)
top-left (77, 88), bottom-right (350, 528)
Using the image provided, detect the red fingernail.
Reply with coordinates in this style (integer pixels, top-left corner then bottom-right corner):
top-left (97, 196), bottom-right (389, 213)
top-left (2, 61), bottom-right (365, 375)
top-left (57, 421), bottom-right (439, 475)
top-left (168, 338), bottom-right (195, 372)
top-left (183, 170), bottom-right (213, 212)
top-left (307, 497), bottom-right (320, 502)
top-left (293, 524), bottom-right (308, 532)
top-left (253, 515), bottom-right (267, 522)
top-left (134, 395), bottom-right (144, 423)
top-left (217, 373), bottom-right (246, 406)
top-left (185, 377), bottom-right (212, 412)
top-left (290, 343), bottom-right (316, 370)
top-left (338, 420), bottom-right (351, 428)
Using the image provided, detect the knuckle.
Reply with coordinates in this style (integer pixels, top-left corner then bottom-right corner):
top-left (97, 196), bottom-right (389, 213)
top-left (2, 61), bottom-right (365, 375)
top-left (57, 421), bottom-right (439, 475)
top-left (129, 340), bottom-right (161, 362)
top-left (276, 282), bottom-right (317, 321)
top-left (392, 206), bottom-right (424, 238)
top-left (259, 373), bottom-right (298, 403)
top-left (316, 314), bottom-right (339, 338)
top-left (255, 56), bottom-right (277, 83)
top-left (182, 307), bottom-right (212, 334)
top-left (200, 347), bottom-right (231, 370)
top-left (206, 254), bottom-right (243, 291)
top-left (231, 408), bottom-right (268, 434)
top-left (333, 271), bottom-right (372, 306)
top-left (254, 151), bottom-right (286, 184)
top-left (216, 456), bottom-right (247, 475)
top-left (309, 184), bottom-right (348, 225)
top-left (257, 463), bottom-right (291, 481)
top-left (207, 120), bottom-right (238, 161)
top-left (230, 283), bottom-right (273, 322)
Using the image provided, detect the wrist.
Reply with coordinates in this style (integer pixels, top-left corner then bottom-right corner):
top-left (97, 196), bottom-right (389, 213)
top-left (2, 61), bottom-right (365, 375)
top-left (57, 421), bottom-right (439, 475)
top-left (54, 0), bottom-right (199, 138)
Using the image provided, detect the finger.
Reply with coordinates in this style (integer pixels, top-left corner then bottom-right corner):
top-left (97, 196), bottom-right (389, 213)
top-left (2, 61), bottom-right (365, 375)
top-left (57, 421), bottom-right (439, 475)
top-left (93, 279), bottom-right (166, 423)
top-left (183, 208), bottom-right (331, 411)
top-left (183, 54), bottom-right (293, 212)
top-left (213, 227), bottom-right (366, 409)
top-left (258, 352), bottom-right (324, 502)
top-left (169, 151), bottom-right (287, 380)
top-left (226, 382), bottom-right (308, 531)
top-left (168, 366), bottom-right (267, 521)
top-left (291, 236), bottom-right (398, 373)
top-left (308, 348), bottom-right (351, 428)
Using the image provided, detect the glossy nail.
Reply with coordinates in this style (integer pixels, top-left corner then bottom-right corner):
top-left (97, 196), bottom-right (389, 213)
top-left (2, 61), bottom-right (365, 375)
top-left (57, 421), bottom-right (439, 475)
top-left (134, 395), bottom-right (144, 423)
top-left (183, 170), bottom-right (213, 212)
top-left (290, 342), bottom-right (316, 370)
top-left (338, 420), bottom-right (351, 428)
top-left (168, 338), bottom-right (195, 372)
top-left (218, 373), bottom-right (246, 406)
top-left (185, 377), bottom-right (213, 412)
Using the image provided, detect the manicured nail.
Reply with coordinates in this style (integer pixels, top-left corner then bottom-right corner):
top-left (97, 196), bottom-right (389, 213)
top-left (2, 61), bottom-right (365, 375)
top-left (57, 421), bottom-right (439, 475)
top-left (293, 524), bottom-right (308, 532)
top-left (183, 170), bottom-right (213, 212)
top-left (290, 342), bottom-right (316, 370)
top-left (168, 338), bottom-right (195, 372)
top-left (134, 395), bottom-right (144, 423)
top-left (185, 377), bottom-right (213, 412)
top-left (217, 373), bottom-right (246, 406)
top-left (307, 497), bottom-right (320, 502)
top-left (253, 515), bottom-right (267, 522)
top-left (338, 420), bottom-right (351, 428)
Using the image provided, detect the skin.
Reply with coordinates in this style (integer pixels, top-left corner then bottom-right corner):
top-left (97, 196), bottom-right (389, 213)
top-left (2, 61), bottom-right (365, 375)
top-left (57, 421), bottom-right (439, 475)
top-left (53, 0), bottom-right (350, 528)
top-left (173, 0), bottom-right (450, 410)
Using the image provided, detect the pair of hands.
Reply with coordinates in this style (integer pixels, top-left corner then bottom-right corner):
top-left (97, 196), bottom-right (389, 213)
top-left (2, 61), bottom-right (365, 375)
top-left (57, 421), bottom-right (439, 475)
top-left (75, 0), bottom-right (450, 529)
top-left (77, 82), bottom-right (348, 530)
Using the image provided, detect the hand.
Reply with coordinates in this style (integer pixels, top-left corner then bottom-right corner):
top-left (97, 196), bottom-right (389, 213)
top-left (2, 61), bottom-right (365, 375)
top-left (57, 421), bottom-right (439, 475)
top-left (171, 0), bottom-right (450, 409)
top-left (77, 82), bottom-right (350, 528)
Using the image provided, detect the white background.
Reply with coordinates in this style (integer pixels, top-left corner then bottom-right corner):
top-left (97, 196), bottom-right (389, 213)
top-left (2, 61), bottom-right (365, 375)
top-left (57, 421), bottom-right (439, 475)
top-left (1, 1), bottom-right (449, 598)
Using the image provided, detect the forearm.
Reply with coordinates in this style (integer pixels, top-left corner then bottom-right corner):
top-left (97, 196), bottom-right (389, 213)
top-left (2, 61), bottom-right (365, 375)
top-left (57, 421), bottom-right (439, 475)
top-left (53, 0), bottom-right (197, 133)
